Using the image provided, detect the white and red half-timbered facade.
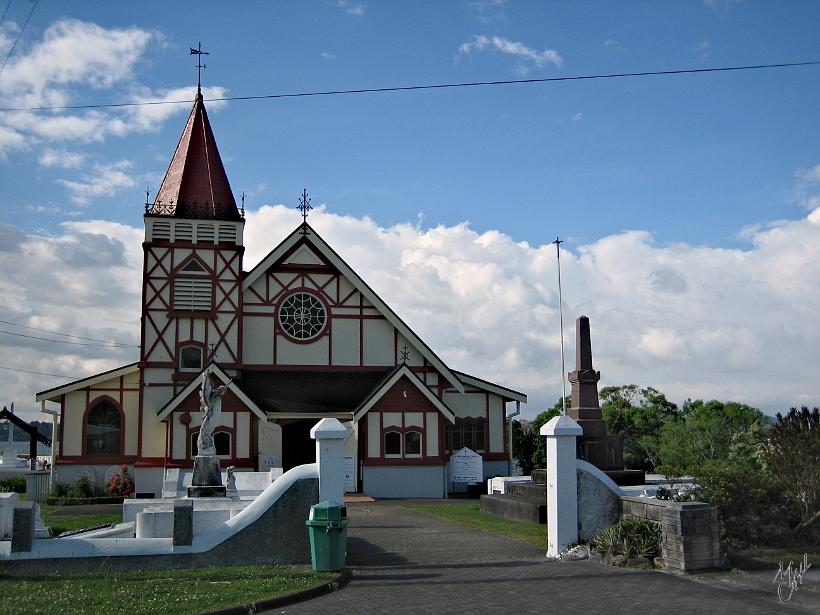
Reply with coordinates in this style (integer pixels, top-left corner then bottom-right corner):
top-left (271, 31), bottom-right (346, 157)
top-left (36, 90), bottom-right (526, 499)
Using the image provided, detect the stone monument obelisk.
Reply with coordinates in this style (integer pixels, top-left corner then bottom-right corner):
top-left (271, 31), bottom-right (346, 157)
top-left (568, 316), bottom-right (624, 471)
top-left (187, 367), bottom-right (230, 498)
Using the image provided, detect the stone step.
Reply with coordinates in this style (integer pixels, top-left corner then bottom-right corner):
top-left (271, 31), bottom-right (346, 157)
top-left (531, 469), bottom-right (547, 485)
top-left (480, 494), bottom-right (546, 525)
top-left (507, 482), bottom-right (546, 500)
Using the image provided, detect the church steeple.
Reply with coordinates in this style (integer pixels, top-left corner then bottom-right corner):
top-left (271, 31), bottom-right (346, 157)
top-left (147, 91), bottom-right (241, 221)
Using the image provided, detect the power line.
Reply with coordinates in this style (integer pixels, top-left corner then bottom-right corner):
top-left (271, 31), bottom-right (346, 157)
top-left (0, 0), bottom-right (38, 77)
top-left (0, 329), bottom-right (138, 348)
top-left (1, 59), bottom-right (818, 113)
top-left (0, 365), bottom-right (79, 379)
top-left (0, 1), bottom-right (13, 30)
top-left (0, 319), bottom-right (138, 346)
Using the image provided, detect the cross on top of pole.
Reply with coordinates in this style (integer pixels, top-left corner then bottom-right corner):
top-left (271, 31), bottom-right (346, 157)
top-left (190, 42), bottom-right (209, 93)
top-left (298, 188), bottom-right (313, 223)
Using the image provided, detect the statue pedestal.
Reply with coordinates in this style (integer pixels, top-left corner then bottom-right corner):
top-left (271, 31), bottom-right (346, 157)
top-left (187, 454), bottom-right (226, 498)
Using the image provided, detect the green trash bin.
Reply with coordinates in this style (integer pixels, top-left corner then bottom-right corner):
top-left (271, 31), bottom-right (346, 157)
top-left (306, 501), bottom-right (349, 571)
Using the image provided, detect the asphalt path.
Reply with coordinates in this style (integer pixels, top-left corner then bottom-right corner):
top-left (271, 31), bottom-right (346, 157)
top-left (272, 501), bottom-right (820, 615)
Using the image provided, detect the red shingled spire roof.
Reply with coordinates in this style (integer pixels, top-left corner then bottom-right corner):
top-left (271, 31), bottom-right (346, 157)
top-left (148, 90), bottom-right (241, 221)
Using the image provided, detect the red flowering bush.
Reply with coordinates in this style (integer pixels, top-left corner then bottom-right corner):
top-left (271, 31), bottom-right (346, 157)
top-left (106, 464), bottom-right (135, 498)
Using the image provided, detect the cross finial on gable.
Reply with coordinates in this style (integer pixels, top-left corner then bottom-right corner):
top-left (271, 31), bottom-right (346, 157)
top-left (297, 188), bottom-right (313, 233)
top-left (190, 42), bottom-right (209, 94)
top-left (207, 343), bottom-right (217, 364)
top-left (400, 345), bottom-right (410, 363)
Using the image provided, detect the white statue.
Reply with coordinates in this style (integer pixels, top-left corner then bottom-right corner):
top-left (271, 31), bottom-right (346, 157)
top-left (197, 368), bottom-right (231, 457)
top-left (226, 466), bottom-right (237, 492)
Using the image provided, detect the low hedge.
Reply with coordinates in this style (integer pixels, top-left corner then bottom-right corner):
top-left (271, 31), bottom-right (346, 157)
top-left (45, 496), bottom-right (125, 506)
top-left (0, 476), bottom-right (27, 493)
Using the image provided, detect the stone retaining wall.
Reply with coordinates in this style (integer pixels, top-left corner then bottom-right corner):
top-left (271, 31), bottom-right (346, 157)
top-left (620, 496), bottom-right (722, 572)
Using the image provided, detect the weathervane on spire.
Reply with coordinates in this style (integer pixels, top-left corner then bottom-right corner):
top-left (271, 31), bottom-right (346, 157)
top-left (297, 188), bottom-right (313, 231)
top-left (190, 42), bottom-right (209, 93)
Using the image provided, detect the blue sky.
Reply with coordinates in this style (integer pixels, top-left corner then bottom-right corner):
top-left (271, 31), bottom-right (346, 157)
top-left (1, 1), bottom-right (819, 419)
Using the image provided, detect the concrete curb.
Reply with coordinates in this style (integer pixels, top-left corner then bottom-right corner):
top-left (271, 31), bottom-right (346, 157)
top-left (198, 568), bottom-right (352, 615)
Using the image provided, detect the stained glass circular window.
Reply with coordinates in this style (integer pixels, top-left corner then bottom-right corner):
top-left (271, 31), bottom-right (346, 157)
top-left (279, 292), bottom-right (327, 340)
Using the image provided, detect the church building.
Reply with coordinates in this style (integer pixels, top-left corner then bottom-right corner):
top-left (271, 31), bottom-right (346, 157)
top-left (36, 88), bottom-right (526, 499)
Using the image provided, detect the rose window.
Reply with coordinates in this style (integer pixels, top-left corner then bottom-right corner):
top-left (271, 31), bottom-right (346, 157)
top-left (278, 292), bottom-right (327, 340)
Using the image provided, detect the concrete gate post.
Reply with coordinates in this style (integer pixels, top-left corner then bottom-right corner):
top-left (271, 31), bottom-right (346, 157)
top-left (311, 418), bottom-right (347, 505)
top-left (541, 415), bottom-right (583, 557)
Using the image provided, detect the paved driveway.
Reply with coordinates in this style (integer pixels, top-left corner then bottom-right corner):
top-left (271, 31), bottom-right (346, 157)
top-left (273, 501), bottom-right (819, 615)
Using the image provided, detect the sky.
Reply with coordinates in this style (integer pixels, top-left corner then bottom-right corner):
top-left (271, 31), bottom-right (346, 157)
top-left (0, 1), bottom-right (819, 421)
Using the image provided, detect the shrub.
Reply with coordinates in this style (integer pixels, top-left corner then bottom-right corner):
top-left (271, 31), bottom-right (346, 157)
top-left (106, 465), bottom-right (135, 498)
top-left (0, 476), bottom-right (26, 493)
top-left (64, 474), bottom-right (105, 499)
top-left (591, 516), bottom-right (661, 559)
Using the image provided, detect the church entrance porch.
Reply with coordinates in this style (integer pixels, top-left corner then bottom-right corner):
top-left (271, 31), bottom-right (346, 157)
top-left (279, 419), bottom-right (316, 471)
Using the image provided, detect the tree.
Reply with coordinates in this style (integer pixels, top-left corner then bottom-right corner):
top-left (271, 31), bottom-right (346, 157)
top-left (762, 407), bottom-right (820, 533)
top-left (600, 385), bottom-right (679, 470)
top-left (655, 399), bottom-right (768, 477)
top-left (511, 397), bottom-right (565, 475)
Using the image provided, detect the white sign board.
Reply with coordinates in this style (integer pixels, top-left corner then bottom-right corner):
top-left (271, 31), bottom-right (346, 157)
top-left (450, 447), bottom-right (483, 483)
top-left (343, 456), bottom-right (355, 491)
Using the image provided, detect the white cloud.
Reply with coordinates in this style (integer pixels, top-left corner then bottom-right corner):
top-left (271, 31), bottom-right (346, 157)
top-left (467, 0), bottom-right (509, 23)
top-left (57, 160), bottom-right (136, 204)
top-left (38, 149), bottom-right (86, 169)
top-left (123, 85), bottom-right (228, 132)
top-left (0, 18), bottom-right (156, 110)
top-left (325, 1), bottom-right (366, 16)
top-left (571, 112), bottom-right (583, 123)
top-left (3, 201), bottom-right (820, 420)
top-left (458, 35), bottom-right (563, 74)
top-left (0, 18), bottom-right (229, 206)
top-left (321, 52), bottom-right (337, 60)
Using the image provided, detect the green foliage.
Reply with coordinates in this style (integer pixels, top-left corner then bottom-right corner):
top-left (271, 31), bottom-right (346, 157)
top-left (600, 385), bottom-right (679, 470)
top-left (761, 407), bottom-right (820, 534)
top-left (655, 399), bottom-right (768, 478)
top-left (44, 496), bottom-right (124, 506)
top-left (590, 516), bottom-right (661, 559)
top-left (0, 476), bottom-right (26, 493)
top-left (50, 474), bottom-right (106, 500)
top-left (512, 398), bottom-right (564, 475)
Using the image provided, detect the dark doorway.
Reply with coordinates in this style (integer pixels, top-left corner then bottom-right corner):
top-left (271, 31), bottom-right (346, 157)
top-left (280, 419), bottom-right (316, 471)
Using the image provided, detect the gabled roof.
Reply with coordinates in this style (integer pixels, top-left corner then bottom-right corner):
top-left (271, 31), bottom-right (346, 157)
top-left (156, 363), bottom-right (266, 421)
top-left (244, 223), bottom-right (465, 394)
top-left (452, 370), bottom-right (527, 403)
top-left (147, 90), bottom-right (241, 221)
top-left (35, 362), bottom-right (139, 402)
top-left (353, 363), bottom-right (455, 423)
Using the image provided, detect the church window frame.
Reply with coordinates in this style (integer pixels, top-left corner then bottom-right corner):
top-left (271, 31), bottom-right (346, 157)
top-left (190, 428), bottom-right (232, 459)
top-left (179, 343), bottom-right (204, 372)
top-left (383, 430), bottom-right (402, 458)
top-left (83, 396), bottom-right (125, 458)
top-left (445, 417), bottom-right (487, 454)
top-left (277, 291), bottom-right (328, 342)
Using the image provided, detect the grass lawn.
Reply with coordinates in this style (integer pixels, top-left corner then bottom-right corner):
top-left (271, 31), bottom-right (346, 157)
top-left (38, 504), bottom-right (122, 536)
top-left (0, 565), bottom-right (334, 615)
top-left (728, 546), bottom-right (820, 571)
top-left (405, 502), bottom-right (547, 548)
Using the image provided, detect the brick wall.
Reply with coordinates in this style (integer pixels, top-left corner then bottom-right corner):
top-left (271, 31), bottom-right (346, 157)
top-left (620, 496), bottom-right (722, 572)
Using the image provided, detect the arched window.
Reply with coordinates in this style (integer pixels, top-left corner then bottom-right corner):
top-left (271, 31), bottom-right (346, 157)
top-left (404, 431), bottom-right (422, 457)
top-left (180, 345), bottom-right (203, 371)
top-left (86, 400), bottom-right (122, 455)
top-left (384, 431), bottom-right (402, 457)
top-left (191, 430), bottom-right (232, 458)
